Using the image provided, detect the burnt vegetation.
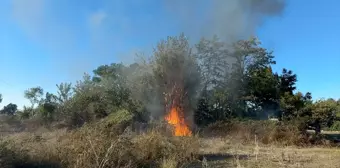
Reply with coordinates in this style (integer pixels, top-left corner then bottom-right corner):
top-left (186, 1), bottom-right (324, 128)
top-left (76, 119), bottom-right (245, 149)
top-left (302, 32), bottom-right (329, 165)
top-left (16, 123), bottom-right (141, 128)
top-left (1, 34), bottom-right (340, 167)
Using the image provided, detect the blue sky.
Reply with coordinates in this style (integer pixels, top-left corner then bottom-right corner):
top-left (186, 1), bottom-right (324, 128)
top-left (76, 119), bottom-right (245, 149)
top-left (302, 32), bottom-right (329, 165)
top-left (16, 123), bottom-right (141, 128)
top-left (0, 0), bottom-right (339, 108)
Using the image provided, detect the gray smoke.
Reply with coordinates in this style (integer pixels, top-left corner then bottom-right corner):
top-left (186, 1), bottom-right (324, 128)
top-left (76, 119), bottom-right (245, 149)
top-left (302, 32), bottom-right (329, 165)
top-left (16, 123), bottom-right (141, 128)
top-left (164, 0), bottom-right (286, 42)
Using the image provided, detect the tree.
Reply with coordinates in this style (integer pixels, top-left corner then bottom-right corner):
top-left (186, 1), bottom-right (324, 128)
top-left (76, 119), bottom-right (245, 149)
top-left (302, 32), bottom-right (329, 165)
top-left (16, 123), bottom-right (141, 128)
top-left (231, 37), bottom-right (276, 76)
top-left (38, 92), bottom-right (59, 123)
top-left (280, 92), bottom-right (312, 120)
top-left (194, 36), bottom-right (233, 123)
top-left (195, 35), bottom-right (229, 89)
top-left (92, 63), bottom-right (140, 114)
top-left (279, 68), bottom-right (297, 96)
top-left (24, 86), bottom-right (44, 108)
top-left (221, 37), bottom-right (277, 119)
top-left (17, 106), bottom-right (32, 119)
top-left (252, 68), bottom-right (298, 120)
top-left (73, 73), bottom-right (95, 94)
top-left (308, 99), bottom-right (337, 134)
top-left (59, 63), bottom-right (144, 127)
top-left (0, 94), bottom-right (2, 104)
top-left (0, 103), bottom-right (17, 115)
top-left (194, 36), bottom-right (278, 121)
top-left (149, 34), bottom-right (201, 126)
top-left (92, 63), bottom-right (125, 83)
top-left (245, 66), bottom-right (280, 118)
top-left (56, 82), bottom-right (73, 103)
top-left (279, 91), bottom-right (316, 133)
top-left (24, 86), bottom-right (44, 117)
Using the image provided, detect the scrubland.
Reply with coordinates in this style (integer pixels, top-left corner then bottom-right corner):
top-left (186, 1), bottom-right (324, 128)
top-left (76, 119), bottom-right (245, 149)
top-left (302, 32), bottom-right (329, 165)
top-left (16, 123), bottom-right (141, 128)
top-left (1, 120), bottom-right (340, 168)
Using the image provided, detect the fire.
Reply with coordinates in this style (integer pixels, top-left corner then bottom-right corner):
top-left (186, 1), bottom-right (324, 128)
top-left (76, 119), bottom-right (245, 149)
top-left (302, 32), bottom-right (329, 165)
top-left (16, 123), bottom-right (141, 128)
top-left (165, 106), bottom-right (192, 136)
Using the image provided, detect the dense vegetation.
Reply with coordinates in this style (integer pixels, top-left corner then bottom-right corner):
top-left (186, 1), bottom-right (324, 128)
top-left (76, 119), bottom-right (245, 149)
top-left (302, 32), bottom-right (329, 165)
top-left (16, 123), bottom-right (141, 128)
top-left (1, 34), bottom-right (340, 167)
top-left (1, 34), bottom-right (339, 133)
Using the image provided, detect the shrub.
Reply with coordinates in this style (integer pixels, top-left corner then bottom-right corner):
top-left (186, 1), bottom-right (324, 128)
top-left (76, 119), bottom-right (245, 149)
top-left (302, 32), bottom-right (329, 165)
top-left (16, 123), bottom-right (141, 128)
top-left (56, 122), bottom-right (199, 168)
top-left (104, 109), bottom-right (134, 126)
top-left (58, 124), bottom-right (136, 168)
top-left (133, 130), bottom-right (199, 167)
top-left (329, 121), bottom-right (340, 131)
top-left (203, 120), bottom-right (306, 146)
top-left (0, 120), bottom-right (199, 168)
top-left (0, 140), bottom-right (17, 168)
top-left (0, 139), bottom-right (61, 168)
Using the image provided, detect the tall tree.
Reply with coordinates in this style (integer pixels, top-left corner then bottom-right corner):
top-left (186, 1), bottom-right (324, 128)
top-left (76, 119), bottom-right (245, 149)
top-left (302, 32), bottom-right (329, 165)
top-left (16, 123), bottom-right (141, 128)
top-left (195, 35), bottom-right (229, 89)
top-left (150, 34), bottom-right (201, 125)
top-left (24, 86), bottom-right (44, 117)
top-left (279, 68), bottom-right (297, 95)
top-left (194, 36), bottom-right (278, 123)
top-left (231, 37), bottom-right (276, 75)
top-left (246, 66), bottom-right (280, 118)
top-left (92, 63), bottom-right (134, 111)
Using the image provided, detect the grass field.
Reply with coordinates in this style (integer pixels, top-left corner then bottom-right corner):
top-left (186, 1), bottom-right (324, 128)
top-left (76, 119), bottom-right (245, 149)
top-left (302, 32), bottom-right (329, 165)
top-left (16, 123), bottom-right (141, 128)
top-left (198, 137), bottom-right (340, 168)
top-left (2, 127), bottom-right (340, 168)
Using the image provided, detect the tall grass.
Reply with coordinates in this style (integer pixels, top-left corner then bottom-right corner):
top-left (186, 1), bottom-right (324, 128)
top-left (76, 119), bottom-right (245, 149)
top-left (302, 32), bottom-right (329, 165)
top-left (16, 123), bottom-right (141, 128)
top-left (0, 122), bottom-right (199, 168)
top-left (202, 120), bottom-right (308, 146)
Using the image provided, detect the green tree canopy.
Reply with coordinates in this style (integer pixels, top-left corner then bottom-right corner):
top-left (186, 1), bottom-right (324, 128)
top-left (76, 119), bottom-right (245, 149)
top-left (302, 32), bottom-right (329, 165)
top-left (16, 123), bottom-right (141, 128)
top-left (24, 86), bottom-right (44, 108)
top-left (0, 103), bottom-right (17, 115)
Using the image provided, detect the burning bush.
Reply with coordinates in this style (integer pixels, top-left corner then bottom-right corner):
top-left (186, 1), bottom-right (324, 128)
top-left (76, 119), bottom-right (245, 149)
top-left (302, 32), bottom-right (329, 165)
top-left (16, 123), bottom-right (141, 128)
top-left (145, 34), bottom-right (201, 136)
top-left (165, 105), bottom-right (192, 136)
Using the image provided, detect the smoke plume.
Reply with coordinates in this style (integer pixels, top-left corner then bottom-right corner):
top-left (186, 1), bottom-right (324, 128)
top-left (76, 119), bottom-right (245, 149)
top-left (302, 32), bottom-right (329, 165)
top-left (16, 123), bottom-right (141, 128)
top-left (165, 0), bottom-right (286, 42)
top-left (149, 0), bottom-right (287, 130)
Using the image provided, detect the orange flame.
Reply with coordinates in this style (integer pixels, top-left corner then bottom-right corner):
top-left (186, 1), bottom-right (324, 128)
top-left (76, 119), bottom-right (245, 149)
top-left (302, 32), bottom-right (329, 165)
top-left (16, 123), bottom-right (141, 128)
top-left (165, 106), bottom-right (192, 136)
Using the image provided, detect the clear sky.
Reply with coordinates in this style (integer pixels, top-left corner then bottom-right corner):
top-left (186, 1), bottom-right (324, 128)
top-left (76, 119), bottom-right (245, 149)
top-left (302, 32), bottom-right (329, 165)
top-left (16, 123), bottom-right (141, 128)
top-left (0, 0), bottom-right (339, 108)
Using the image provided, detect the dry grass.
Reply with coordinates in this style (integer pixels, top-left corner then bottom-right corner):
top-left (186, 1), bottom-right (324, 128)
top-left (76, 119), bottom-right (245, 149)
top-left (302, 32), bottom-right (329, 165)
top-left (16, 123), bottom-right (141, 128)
top-left (199, 137), bottom-right (340, 168)
top-left (195, 120), bottom-right (340, 167)
top-left (0, 122), bottom-right (199, 168)
top-left (202, 120), bottom-right (315, 146)
top-left (1, 120), bottom-right (340, 168)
